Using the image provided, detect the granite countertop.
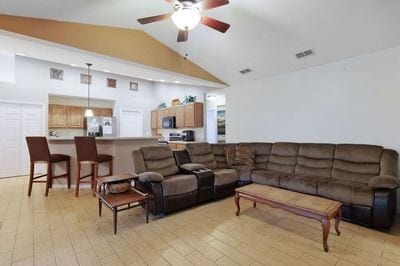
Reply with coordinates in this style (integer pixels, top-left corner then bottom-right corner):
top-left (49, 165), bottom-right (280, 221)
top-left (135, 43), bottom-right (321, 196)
top-left (48, 136), bottom-right (158, 141)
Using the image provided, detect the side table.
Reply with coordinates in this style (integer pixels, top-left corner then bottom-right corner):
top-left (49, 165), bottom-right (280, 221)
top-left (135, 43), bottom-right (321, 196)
top-left (96, 174), bottom-right (153, 234)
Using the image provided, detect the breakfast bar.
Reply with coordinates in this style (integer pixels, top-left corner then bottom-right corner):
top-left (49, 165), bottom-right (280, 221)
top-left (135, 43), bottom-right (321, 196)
top-left (47, 137), bottom-right (158, 186)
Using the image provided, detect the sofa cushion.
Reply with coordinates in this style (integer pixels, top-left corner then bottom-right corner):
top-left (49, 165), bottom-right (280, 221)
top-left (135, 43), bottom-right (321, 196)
top-left (318, 180), bottom-right (374, 207)
top-left (280, 175), bottom-right (320, 195)
top-left (162, 174), bottom-right (198, 196)
top-left (332, 144), bottom-right (384, 184)
top-left (141, 146), bottom-right (179, 177)
top-left (211, 143), bottom-right (236, 169)
top-left (213, 169), bottom-right (238, 186)
top-left (238, 143), bottom-right (272, 169)
top-left (234, 147), bottom-right (256, 167)
top-left (232, 165), bottom-right (254, 182)
top-left (180, 163), bottom-right (206, 171)
top-left (295, 143), bottom-right (334, 178)
top-left (251, 170), bottom-right (285, 187)
top-left (267, 142), bottom-right (299, 174)
top-left (186, 143), bottom-right (218, 169)
top-left (380, 149), bottom-right (399, 176)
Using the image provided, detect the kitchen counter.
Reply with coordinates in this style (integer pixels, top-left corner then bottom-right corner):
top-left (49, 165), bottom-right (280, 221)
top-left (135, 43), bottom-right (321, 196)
top-left (48, 136), bottom-right (158, 187)
top-left (167, 140), bottom-right (203, 144)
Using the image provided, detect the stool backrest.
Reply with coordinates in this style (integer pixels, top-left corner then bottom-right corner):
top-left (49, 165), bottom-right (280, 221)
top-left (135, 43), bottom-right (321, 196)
top-left (25, 136), bottom-right (51, 162)
top-left (74, 136), bottom-right (98, 162)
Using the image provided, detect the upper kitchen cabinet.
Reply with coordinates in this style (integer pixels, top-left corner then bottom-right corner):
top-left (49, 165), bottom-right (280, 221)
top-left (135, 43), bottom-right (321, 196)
top-left (151, 102), bottom-right (203, 129)
top-left (93, 107), bottom-right (113, 117)
top-left (67, 106), bottom-right (85, 128)
top-left (184, 102), bottom-right (203, 128)
top-left (49, 104), bottom-right (67, 128)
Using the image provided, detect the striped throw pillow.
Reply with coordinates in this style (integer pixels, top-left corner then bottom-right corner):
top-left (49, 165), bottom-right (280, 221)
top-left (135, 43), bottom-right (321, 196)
top-left (224, 146), bottom-right (236, 168)
top-left (234, 147), bottom-right (256, 167)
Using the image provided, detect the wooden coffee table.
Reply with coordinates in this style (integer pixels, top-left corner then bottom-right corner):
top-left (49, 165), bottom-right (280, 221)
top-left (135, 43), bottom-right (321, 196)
top-left (96, 174), bottom-right (153, 234)
top-left (235, 184), bottom-right (342, 252)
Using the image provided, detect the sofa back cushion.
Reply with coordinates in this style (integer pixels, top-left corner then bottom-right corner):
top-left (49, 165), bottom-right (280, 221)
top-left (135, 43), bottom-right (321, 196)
top-left (380, 149), bottom-right (399, 177)
top-left (295, 143), bottom-right (335, 178)
top-left (267, 142), bottom-right (300, 174)
top-left (211, 143), bottom-right (236, 169)
top-left (238, 143), bottom-right (272, 169)
top-left (141, 146), bottom-right (179, 177)
top-left (332, 144), bottom-right (383, 184)
top-left (186, 142), bottom-right (218, 169)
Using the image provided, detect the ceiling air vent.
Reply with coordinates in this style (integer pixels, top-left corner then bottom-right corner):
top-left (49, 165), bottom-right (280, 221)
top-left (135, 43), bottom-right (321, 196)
top-left (239, 68), bottom-right (252, 74)
top-left (296, 49), bottom-right (314, 59)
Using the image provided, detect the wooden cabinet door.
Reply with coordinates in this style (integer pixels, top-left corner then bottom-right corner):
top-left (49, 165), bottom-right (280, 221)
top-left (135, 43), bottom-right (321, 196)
top-left (67, 106), bottom-right (85, 128)
top-left (157, 110), bottom-right (164, 129)
top-left (193, 102), bottom-right (204, 127)
top-left (184, 104), bottom-right (195, 127)
top-left (99, 108), bottom-right (113, 117)
top-left (175, 106), bottom-right (185, 128)
top-left (49, 105), bottom-right (66, 128)
top-left (167, 108), bottom-right (176, 117)
top-left (151, 110), bottom-right (158, 129)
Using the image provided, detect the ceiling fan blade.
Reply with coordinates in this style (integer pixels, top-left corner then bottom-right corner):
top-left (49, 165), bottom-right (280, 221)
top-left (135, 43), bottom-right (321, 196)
top-left (201, 17), bottom-right (230, 33)
top-left (137, 13), bottom-right (171, 24)
top-left (197, 0), bottom-right (229, 11)
top-left (177, 30), bottom-right (188, 42)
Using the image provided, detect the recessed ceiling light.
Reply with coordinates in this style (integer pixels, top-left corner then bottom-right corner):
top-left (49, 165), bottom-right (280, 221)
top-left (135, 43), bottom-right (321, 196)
top-left (174, 80), bottom-right (181, 84)
top-left (103, 69), bottom-right (110, 73)
top-left (15, 52), bottom-right (26, 56)
top-left (70, 64), bottom-right (78, 67)
top-left (148, 78), bottom-right (153, 81)
top-left (160, 79), bottom-right (165, 82)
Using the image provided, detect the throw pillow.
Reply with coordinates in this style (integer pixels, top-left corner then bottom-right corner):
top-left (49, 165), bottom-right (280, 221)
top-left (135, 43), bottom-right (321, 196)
top-left (224, 146), bottom-right (236, 168)
top-left (234, 147), bottom-right (256, 167)
top-left (107, 181), bottom-right (131, 194)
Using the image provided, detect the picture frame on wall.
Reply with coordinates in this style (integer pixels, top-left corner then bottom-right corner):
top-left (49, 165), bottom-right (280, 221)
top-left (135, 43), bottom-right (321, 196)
top-left (107, 78), bottom-right (117, 88)
top-left (50, 68), bottom-right (63, 80)
top-left (80, 73), bottom-right (92, 84)
top-left (129, 81), bottom-right (138, 92)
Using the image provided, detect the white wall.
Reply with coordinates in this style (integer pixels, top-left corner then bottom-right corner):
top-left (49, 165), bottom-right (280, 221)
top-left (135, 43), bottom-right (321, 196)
top-left (227, 45), bottom-right (400, 211)
top-left (0, 51), bottom-right (15, 83)
top-left (0, 56), bottom-right (157, 136)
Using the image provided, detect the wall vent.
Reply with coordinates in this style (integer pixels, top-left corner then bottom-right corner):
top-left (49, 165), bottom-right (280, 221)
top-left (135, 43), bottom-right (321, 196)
top-left (239, 68), bottom-right (252, 74)
top-left (296, 49), bottom-right (314, 59)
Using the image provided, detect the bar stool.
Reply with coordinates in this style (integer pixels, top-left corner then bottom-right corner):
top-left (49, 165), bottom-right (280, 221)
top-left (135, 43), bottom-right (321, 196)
top-left (25, 136), bottom-right (71, 196)
top-left (74, 136), bottom-right (113, 197)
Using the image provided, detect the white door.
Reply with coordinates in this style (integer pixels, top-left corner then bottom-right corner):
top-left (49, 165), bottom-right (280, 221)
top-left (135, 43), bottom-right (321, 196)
top-left (0, 103), bottom-right (44, 178)
top-left (119, 109), bottom-right (143, 137)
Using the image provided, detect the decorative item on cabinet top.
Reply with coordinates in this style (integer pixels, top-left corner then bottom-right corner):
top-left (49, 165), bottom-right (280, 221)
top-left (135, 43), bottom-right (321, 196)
top-left (151, 102), bottom-right (203, 129)
top-left (48, 104), bottom-right (113, 129)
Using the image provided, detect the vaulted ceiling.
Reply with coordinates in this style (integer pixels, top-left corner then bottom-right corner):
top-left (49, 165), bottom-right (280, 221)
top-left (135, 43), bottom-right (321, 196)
top-left (1, 0), bottom-right (400, 85)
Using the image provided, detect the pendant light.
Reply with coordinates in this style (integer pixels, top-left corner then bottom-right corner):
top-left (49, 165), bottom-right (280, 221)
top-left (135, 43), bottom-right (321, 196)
top-left (84, 63), bottom-right (94, 117)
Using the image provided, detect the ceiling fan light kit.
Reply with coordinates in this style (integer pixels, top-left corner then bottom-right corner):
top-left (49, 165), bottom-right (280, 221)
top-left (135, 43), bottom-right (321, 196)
top-left (137, 0), bottom-right (230, 42)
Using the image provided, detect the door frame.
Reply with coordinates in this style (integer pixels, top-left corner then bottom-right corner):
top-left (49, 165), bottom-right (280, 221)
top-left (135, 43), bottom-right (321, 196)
top-left (119, 108), bottom-right (143, 137)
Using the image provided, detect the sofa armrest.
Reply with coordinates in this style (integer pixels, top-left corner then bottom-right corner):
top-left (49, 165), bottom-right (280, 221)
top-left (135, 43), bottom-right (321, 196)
top-left (368, 175), bottom-right (399, 189)
top-left (138, 172), bottom-right (164, 183)
top-left (180, 163), bottom-right (206, 172)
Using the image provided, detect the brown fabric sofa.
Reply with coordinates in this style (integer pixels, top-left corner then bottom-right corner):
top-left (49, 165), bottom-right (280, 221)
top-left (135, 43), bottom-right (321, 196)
top-left (185, 143), bottom-right (239, 199)
top-left (132, 146), bottom-right (198, 215)
top-left (210, 142), bottom-right (399, 230)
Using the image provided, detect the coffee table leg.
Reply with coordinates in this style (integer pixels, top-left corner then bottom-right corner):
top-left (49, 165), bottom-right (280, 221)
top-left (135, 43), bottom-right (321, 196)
top-left (98, 199), bottom-right (102, 217)
top-left (234, 192), bottom-right (240, 216)
top-left (335, 208), bottom-right (342, 236)
top-left (146, 198), bottom-right (149, 223)
top-left (113, 208), bottom-right (117, 235)
top-left (253, 202), bottom-right (257, 208)
top-left (321, 218), bottom-right (330, 252)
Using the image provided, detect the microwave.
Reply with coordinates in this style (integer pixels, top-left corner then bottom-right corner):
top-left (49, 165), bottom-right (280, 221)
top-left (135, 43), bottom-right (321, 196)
top-left (162, 116), bottom-right (176, 129)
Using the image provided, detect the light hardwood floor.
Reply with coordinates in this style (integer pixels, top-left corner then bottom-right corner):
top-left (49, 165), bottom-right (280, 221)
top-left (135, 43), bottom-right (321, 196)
top-left (1, 176), bottom-right (400, 266)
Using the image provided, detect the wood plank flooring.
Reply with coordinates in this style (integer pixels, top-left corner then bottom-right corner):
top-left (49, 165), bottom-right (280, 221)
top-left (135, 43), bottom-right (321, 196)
top-left (1, 176), bottom-right (400, 265)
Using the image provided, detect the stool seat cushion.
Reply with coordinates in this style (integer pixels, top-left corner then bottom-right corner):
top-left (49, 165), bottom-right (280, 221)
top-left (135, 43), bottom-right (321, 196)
top-left (50, 153), bottom-right (70, 162)
top-left (97, 154), bottom-right (113, 163)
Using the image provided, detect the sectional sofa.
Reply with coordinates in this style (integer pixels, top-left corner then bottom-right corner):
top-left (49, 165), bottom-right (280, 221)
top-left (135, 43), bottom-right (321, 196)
top-left (132, 142), bottom-right (399, 230)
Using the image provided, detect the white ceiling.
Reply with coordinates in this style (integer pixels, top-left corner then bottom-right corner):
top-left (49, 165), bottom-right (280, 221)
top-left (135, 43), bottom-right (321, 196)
top-left (1, 0), bottom-right (400, 85)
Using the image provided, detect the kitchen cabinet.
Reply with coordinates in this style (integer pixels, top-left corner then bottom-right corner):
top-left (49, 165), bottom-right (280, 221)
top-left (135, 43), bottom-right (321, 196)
top-left (184, 102), bottom-right (203, 128)
top-left (67, 106), bottom-right (85, 128)
top-left (150, 102), bottom-right (203, 129)
top-left (49, 105), bottom-right (67, 128)
top-left (175, 106), bottom-right (185, 128)
top-left (93, 107), bottom-right (113, 117)
top-left (151, 110), bottom-right (158, 129)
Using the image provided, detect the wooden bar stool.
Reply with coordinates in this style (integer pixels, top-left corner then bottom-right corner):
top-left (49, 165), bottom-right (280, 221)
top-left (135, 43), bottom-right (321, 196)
top-left (25, 136), bottom-right (71, 196)
top-left (74, 136), bottom-right (113, 197)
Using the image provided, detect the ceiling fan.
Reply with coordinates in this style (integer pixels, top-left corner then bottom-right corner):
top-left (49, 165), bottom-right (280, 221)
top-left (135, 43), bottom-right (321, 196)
top-left (137, 0), bottom-right (230, 42)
